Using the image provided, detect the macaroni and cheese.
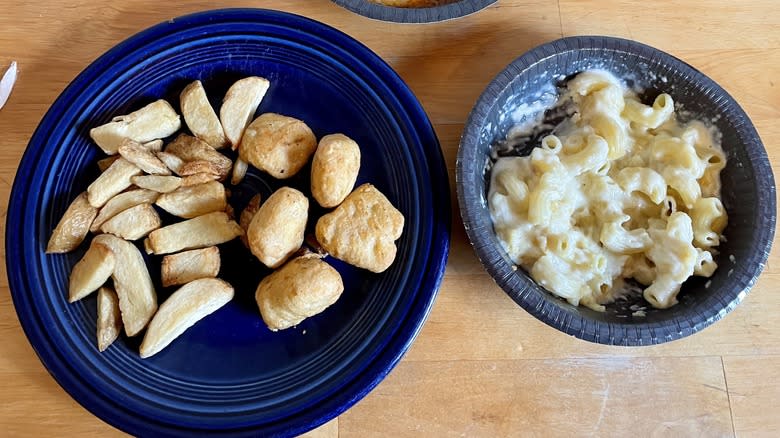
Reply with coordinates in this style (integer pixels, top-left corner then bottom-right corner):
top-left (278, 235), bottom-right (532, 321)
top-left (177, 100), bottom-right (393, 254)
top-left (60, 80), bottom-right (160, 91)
top-left (488, 70), bottom-right (728, 310)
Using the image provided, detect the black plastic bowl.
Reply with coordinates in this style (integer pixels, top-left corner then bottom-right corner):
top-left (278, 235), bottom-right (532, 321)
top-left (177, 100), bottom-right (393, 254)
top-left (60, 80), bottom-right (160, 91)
top-left (330, 0), bottom-right (496, 23)
top-left (456, 36), bottom-right (776, 345)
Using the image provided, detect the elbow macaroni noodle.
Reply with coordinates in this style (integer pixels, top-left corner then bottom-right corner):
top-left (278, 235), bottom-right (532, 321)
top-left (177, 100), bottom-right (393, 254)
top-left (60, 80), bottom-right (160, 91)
top-left (489, 70), bottom-right (728, 310)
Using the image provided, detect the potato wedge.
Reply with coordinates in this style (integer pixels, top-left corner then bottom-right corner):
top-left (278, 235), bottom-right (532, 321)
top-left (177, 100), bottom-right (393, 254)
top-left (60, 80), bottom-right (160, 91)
top-left (231, 157), bottom-right (248, 186)
top-left (87, 158), bottom-right (142, 207)
top-left (93, 234), bottom-right (157, 336)
top-left (100, 203), bottom-right (161, 240)
top-left (131, 175), bottom-right (182, 193)
top-left (69, 241), bottom-right (115, 302)
top-left (239, 194), bottom-right (262, 247)
top-left (248, 187), bottom-right (308, 268)
top-left (147, 211), bottom-right (243, 254)
top-left (90, 189), bottom-right (159, 233)
top-left (155, 151), bottom-right (184, 175)
top-left (239, 113), bottom-right (317, 179)
top-left (97, 286), bottom-right (122, 352)
top-left (256, 257), bottom-right (343, 331)
top-left (140, 278), bottom-right (233, 358)
top-left (180, 172), bottom-right (219, 187)
top-left (219, 76), bottom-right (270, 148)
top-left (161, 247), bottom-right (220, 287)
top-left (155, 181), bottom-right (227, 218)
top-left (179, 160), bottom-right (221, 177)
top-left (165, 134), bottom-right (232, 179)
top-left (180, 80), bottom-right (228, 149)
top-left (97, 155), bottom-right (119, 172)
top-left (46, 192), bottom-right (98, 253)
top-left (89, 100), bottom-right (181, 155)
top-left (118, 139), bottom-right (171, 175)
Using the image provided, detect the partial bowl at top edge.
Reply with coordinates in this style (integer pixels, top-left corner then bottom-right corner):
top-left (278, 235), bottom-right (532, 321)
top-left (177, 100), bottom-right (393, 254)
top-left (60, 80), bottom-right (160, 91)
top-left (330, 0), bottom-right (496, 23)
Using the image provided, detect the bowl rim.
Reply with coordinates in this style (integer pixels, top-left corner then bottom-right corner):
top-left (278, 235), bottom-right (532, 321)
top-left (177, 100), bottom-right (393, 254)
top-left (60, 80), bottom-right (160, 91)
top-left (330, 0), bottom-right (496, 23)
top-left (456, 35), bottom-right (777, 346)
top-left (6, 8), bottom-right (451, 436)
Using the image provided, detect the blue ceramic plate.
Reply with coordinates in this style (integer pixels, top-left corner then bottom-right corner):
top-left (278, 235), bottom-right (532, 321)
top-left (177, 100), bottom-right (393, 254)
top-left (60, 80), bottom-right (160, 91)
top-left (7, 9), bottom-right (449, 436)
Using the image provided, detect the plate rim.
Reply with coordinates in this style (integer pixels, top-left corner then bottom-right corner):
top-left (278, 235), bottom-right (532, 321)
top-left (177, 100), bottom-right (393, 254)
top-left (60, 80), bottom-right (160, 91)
top-left (6, 8), bottom-right (451, 436)
top-left (330, 0), bottom-right (496, 24)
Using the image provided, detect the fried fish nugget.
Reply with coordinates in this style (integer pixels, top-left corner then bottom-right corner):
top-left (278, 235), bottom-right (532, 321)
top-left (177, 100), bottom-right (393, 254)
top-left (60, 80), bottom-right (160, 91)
top-left (315, 184), bottom-right (404, 273)
top-left (255, 257), bottom-right (344, 331)
top-left (247, 187), bottom-right (307, 268)
top-left (239, 113), bottom-right (317, 179)
top-left (311, 134), bottom-right (361, 208)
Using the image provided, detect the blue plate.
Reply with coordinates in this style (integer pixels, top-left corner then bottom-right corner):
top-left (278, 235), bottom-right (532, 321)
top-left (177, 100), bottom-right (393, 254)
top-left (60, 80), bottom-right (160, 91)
top-left (6, 9), bottom-right (450, 436)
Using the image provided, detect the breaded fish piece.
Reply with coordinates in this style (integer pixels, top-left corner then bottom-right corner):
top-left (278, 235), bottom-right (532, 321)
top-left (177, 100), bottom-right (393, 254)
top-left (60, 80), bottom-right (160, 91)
top-left (315, 183), bottom-right (404, 273)
top-left (239, 113), bottom-right (317, 179)
top-left (255, 256), bottom-right (344, 331)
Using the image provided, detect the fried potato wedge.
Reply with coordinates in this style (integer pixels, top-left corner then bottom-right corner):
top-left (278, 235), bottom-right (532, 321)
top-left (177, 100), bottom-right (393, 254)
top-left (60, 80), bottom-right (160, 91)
top-left (97, 286), bottom-right (122, 352)
top-left (131, 175), bottom-right (182, 193)
top-left (140, 278), bottom-right (234, 358)
top-left (47, 192), bottom-right (98, 253)
top-left (180, 172), bottom-right (219, 187)
top-left (155, 181), bottom-right (226, 218)
top-left (90, 189), bottom-right (159, 233)
top-left (118, 139), bottom-right (171, 175)
top-left (219, 76), bottom-right (270, 148)
top-left (89, 100), bottom-right (181, 155)
top-left (316, 183), bottom-right (404, 273)
top-left (239, 194), bottom-right (262, 247)
top-left (230, 157), bottom-right (249, 186)
top-left (311, 134), bottom-right (361, 208)
top-left (97, 155), bottom-right (119, 172)
top-left (100, 203), bottom-right (161, 240)
top-left (239, 113), bottom-right (317, 179)
top-left (147, 211), bottom-right (243, 254)
top-left (164, 134), bottom-right (232, 179)
top-left (256, 257), bottom-right (344, 331)
top-left (155, 151), bottom-right (184, 175)
top-left (68, 241), bottom-right (115, 302)
top-left (161, 246), bottom-right (220, 287)
top-left (87, 158), bottom-right (142, 207)
top-left (142, 139), bottom-right (164, 153)
top-left (93, 234), bottom-right (157, 336)
top-left (180, 80), bottom-right (228, 149)
top-left (248, 187), bottom-right (308, 268)
top-left (179, 160), bottom-right (221, 177)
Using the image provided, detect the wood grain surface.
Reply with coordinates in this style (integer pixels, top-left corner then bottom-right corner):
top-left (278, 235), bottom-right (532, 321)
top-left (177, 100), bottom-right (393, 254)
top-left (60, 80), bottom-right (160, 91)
top-left (1, 0), bottom-right (778, 436)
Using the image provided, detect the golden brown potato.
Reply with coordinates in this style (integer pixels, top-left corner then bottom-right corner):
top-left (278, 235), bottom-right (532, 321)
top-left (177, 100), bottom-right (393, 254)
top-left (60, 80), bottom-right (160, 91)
top-left (97, 286), bottom-right (122, 352)
top-left (239, 113), bottom-right (317, 179)
top-left (155, 151), bottom-right (185, 175)
top-left (180, 80), bottom-right (228, 149)
top-left (117, 139), bottom-right (171, 175)
top-left (89, 100), bottom-right (181, 155)
top-left (131, 175), bottom-right (182, 193)
top-left (100, 203), bottom-right (161, 240)
top-left (161, 246), bottom-right (220, 287)
top-left (239, 194), bottom-right (262, 247)
top-left (219, 76), bottom-right (270, 148)
top-left (311, 133), bottom-right (361, 208)
top-left (97, 155), bottom-right (119, 172)
top-left (247, 187), bottom-right (308, 268)
top-left (165, 134), bottom-right (232, 179)
top-left (230, 157), bottom-right (249, 186)
top-left (315, 183), bottom-right (404, 273)
top-left (90, 189), bottom-right (159, 233)
top-left (93, 234), bottom-right (157, 336)
top-left (87, 158), bottom-right (142, 207)
top-left (47, 192), bottom-right (98, 253)
top-left (179, 160), bottom-right (222, 177)
top-left (155, 180), bottom-right (227, 218)
top-left (180, 172), bottom-right (219, 187)
top-left (69, 241), bottom-right (115, 302)
top-left (147, 211), bottom-right (243, 254)
top-left (140, 278), bottom-right (234, 358)
top-left (255, 256), bottom-right (344, 331)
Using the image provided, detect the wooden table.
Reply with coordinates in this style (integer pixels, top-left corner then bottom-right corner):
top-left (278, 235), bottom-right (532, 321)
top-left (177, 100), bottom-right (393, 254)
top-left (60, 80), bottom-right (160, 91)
top-left (1, 1), bottom-right (778, 436)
